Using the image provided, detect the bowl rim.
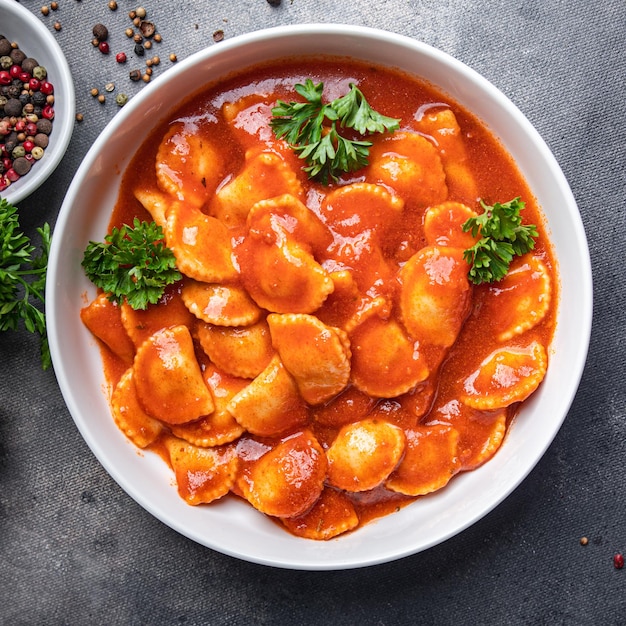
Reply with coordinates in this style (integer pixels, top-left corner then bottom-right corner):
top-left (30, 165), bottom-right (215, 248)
top-left (47, 23), bottom-right (593, 570)
top-left (0, 1), bottom-right (75, 204)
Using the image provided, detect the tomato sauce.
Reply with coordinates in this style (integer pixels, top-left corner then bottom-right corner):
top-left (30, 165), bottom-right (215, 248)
top-left (81, 56), bottom-right (558, 539)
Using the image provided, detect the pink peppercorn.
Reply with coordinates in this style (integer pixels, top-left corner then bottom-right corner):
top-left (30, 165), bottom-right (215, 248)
top-left (6, 168), bottom-right (20, 182)
top-left (614, 553), bottom-right (624, 569)
top-left (116, 52), bottom-right (127, 63)
top-left (9, 64), bottom-right (21, 78)
top-left (0, 71), bottom-right (10, 85)
top-left (29, 77), bottom-right (41, 91)
top-left (99, 41), bottom-right (110, 54)
top-left (40, 81), bottom-right (54, 95)
top-left (22, 140), bottom-right (34, 153)
top-left (42, 105), bottom-right (55, 120)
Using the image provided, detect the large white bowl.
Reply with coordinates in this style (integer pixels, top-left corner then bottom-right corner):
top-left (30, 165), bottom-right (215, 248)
top-left (47, 24), bottom-right (592, 570)
top-left (0, 1), bottom-right (75, 204)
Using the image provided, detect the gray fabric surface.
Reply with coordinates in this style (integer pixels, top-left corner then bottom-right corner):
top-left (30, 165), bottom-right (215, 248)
top-left (1, 0), bottom-right (625, 623)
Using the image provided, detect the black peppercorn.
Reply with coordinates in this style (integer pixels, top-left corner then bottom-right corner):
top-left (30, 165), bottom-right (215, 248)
top-left (4, 98), bottom-right (23, 117)
top-left (134, 43), bottom-right (145, 57)
top-left (32, 91), bottom-right (47, 107)
top-left (92, 23), bottom-right (109, 42)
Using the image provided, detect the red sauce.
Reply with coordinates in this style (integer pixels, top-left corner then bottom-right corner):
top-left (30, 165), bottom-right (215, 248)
top-left (82, 56), bottom-right (558, 539)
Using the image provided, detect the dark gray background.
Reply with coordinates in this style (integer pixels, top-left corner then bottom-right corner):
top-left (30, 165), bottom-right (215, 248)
top-left (2, 0), bottom-right (624, 624)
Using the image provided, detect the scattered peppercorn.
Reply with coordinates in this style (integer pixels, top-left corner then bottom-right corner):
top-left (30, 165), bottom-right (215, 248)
top-left (169, 53), bottom-right (177, 63)
top-left (134, 44), bottom-right (145, 57)
top-left (97, 94), bottom-right (105, 104)
top-left (75, 113), bottom-right (84, 122)
top-left (125, 28), bottom-right (134, 38)
top-left (92, 24), bottom-right (109, 42)
top-left (50, 1), bottom-right (59, 10)
top-left (129, 69), bottom-right (142, 81)
top-left (90, 87), bottom-right (99, 97)
top-left (136, 7), bottom-right (147, 19)
top-left (108, 1), bottom-right (118, 10)
top-left (144, 40), bottom-right (152, 50)
top-left (54, 22), bottom-right (62, 32)
top-left (115, 93), bottom-right (129, 107)
top-left (580, 537), bottom-right (588, 546)
top-left (41, 6), bottom-right (50, 16)
top-left (116, 52), bottom-right (127, 64)
top-left (614, 553), bottom-right (624, 569)
top-left (99, 42), bottom-right (110, 55)
top-left (105, 82), bottom-right (115, 93)
top-left (213, 30), bottom-right (225, 42)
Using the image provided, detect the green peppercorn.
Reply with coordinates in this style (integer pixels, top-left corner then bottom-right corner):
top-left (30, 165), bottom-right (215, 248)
top-left (11, 145), bottom-right (26, 159)
top-left (0, 56), bottom-right (12, 70)
top-left (115, 93), bottom-right (129, 107)
top-left (31, 146), bottom-right (45, 160)
top-left (32, 66), bottom-right (47, 80)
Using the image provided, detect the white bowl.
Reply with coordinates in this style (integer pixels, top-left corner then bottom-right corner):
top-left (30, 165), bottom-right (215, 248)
top-left (0, 1), bottom-right (75, 204)
top-left (47, 24), bottom-right (592, 570)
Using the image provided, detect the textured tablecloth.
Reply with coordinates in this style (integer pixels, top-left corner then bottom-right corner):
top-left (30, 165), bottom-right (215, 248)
top-left (2, 0), bottom-right (625, 623)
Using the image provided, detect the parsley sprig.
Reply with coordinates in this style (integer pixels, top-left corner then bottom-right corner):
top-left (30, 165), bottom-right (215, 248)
top-left (0, 198), bottom-right (51, 369)
top-left (270, 79), bottom-right (400, 185)
top-left (82, 218), bottom-right (182, 310)
top-left (462, 197), bottom-right (538, 284)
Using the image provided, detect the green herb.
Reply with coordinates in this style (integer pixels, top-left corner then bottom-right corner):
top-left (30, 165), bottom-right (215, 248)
top-left (270, 79), bottom-right (400, 185)
top-left (82, 218), bottom-right (181, 310)
top-left (0, 198), bottom-right (51, 370)
top-left (462, 197), bottom-right (538, 284)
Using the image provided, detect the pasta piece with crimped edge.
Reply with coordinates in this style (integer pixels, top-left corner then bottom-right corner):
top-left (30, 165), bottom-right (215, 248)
top-left (423, 201), bottom-right (480, 249)
top-left (480, 256), bottom-right (552, 342)
top-left (155, 121), bottom-right (225, 207)
top-left (195, 319), bottom-right (274, 380)
top-left (319, 182), bottom-right (404, 238)
top-left (110, 367), bottom-right (165, 448)
top-left (366, 131), bottom-right (448, 207)
top-left (133, 325), bottom-right (215, 424)
top-left (326, 418), bottom-right (406, 492)
top-left (385, 423), bottom-right (460, 496)
top-left (210, 149), bottom-right (304, 228)
top-left (120, 283), bottom-right (195, 349)
top-left (170, 364), bottom-right (246, 447)
top-left (181, 279), bottom-right (263, 327)
top-left (399, 245), bottom-right (472, 348)
top-left (226, 354), bottom-right (309, 437)
top-left (165, 201), bottom-right (238, 284)
top-left (164, 436), bottom-right (238, 505)
top-left (350, 315), bottom-right (429, 398)
top-left (461, 411), bottom-right (507, 470)
top-left (281, 487), bottom-right (359, 540)
top-left (133, 187), bottom-right (174, 229)
top-left (461, 341), bottom-right (548, 410)
top-left (414, 107), bottom-right (478, 202)
top-left (237, 234), bottom-right (334, 314)
top-left (247, 193), bottom-right (332, 256)
top-left (80, 292), bottom-right (136, 365)
top-left (237, 430), bottom-right (327, 518)
top-left (267, 313), bottom-right (351, 405)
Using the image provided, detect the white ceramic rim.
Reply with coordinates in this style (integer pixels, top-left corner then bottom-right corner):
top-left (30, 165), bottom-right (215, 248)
top-left (1, 1), bottom-right (75, 204)
top-left (47, 24), bottom-right (593, 570)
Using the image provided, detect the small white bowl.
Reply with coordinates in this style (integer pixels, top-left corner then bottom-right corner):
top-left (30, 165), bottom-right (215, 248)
top-left (0, 1), bottom-right (74, 204)
top-left (47, 24), bottom-right (592, 570)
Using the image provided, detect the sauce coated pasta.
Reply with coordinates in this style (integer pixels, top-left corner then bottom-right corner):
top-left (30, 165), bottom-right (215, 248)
top-left (81, 57), bottom-right (557, 539)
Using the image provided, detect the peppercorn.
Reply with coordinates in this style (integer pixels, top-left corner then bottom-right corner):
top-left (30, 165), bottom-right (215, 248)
top-left (31, 146), bottom-right (44, 160)
top-left (54, 22), bottom-right (62, 32)
top-left (129, 68), bottom-right (142, 81)
top-left (116, 52), bottom-right (127, 64)
top-left (99, 42), bottom-right (110, 55)
top-left (105, 82), bottom-right (115, 93)
top-left (266, 0), bottom-right (282, 5)
top-left (90, 87), bottom-right (99, 97)
top-left (50, 2), bottom-right (59, 10)
top-left (134, 43), bottom-right (145, 57)
top-left (92, 24), bottom-right (109, 42)
top-left (125, 28), bottom-right (134, 38)
top-left (97, 94), bottom-right (105, 104)
top-left (139, 21), bottom-right (155, 38)
top-left (10, 49), bottom-right (26, 65)
top-left (154, 34), bottom-right (162, 43)
top-left (136, 7), bottom-right (147, 18)
top-left (169, 53), bottom-right (177, 63)
top-left (108, 1), bottom-right (118, 10)
top-left (75, 113), bottom-right (84, 123)
top-left (41, 6), bottom-right (50, 16)
top-left (36, 118), bottom-right (52, 134)
top-left (115, 93), bottom-right (129, 107)
top-left (213, 30), bottom-right (225, 43)
top-left (615, 554), bottom-right (624, 569)
top-left (33, 66), bottom-right (47, 80)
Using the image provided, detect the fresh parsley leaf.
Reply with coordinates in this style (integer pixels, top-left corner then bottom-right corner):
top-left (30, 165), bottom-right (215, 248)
top-left (462, 197), bottom-right (538, 284)
top-left (270, 79), bottom-right (400, 184)
top-left (0, 198), bottom-right (51, 370)
top-left (82, 218), bottom-right (182, 310)
top-left (332, 84), bottom-right (401, 135)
